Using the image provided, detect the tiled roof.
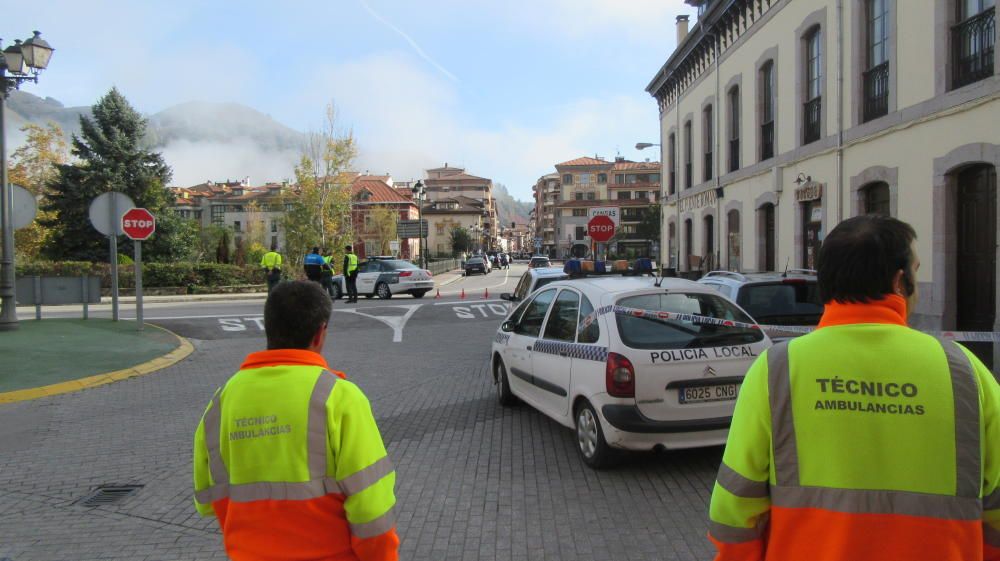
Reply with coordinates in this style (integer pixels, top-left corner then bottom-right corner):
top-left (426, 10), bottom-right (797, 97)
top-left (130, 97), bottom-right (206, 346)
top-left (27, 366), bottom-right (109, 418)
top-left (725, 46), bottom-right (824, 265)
top-left (355, 174), bottom-right (390, 183)
top-left (352, 180), bottom-right (414, 204)
top-left (427, 165), bottom-right (465, 172)
top-left (426, 172), bottom-right (491, 182)
top-left (421, 196), bottom-right (486, 214)
top-left (556, 157), bottom-right (611, 167)
top-left (611, 161), bottom-right (661, 171)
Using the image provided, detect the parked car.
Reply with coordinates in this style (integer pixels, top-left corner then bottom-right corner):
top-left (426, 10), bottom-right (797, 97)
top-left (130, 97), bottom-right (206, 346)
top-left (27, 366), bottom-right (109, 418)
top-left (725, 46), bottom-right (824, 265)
top-left (528, 256), bottom-right (551, 269)
top-left (356, 258), bottom-right (434, 299)
top-left (491, 273), bottom-right (770, 468)
top-left (501, 266), bottom-right (568, 303)
top-left (464, 256), bottom-right (490, 276)
top-left (697, 270), bottom-right (824, 331)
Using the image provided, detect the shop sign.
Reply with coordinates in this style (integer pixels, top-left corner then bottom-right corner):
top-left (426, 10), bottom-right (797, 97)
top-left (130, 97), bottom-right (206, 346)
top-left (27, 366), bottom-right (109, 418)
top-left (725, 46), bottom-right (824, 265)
top-left (678, 190), bottom-right (717, 212)
top-left (796, 182), bottom-right (823, 202)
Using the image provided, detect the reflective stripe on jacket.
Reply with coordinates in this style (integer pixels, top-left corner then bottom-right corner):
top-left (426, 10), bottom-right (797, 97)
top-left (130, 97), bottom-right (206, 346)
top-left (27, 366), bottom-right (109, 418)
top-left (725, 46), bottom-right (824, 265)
top-left (708, 295), bottom-right (1000, 561)
top-left (193, 349), bottom-right (399, 561)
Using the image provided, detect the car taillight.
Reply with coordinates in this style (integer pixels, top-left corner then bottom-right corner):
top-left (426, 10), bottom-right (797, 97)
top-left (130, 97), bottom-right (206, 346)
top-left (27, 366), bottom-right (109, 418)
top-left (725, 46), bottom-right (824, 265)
top-left (605, 352), bottom-right (635, 398)
top-left (399, 271), bottom-right (413, 277)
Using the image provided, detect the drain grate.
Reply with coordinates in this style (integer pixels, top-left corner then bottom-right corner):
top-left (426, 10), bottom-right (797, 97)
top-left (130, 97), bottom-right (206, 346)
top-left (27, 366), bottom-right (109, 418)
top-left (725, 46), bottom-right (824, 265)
top-left (76, 485), bottom-right (144, 507)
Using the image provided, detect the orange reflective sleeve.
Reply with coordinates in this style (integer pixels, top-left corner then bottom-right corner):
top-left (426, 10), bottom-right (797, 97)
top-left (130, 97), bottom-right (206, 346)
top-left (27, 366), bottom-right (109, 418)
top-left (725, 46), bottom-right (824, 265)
top-left (351, 529), bottom-right (400, 561)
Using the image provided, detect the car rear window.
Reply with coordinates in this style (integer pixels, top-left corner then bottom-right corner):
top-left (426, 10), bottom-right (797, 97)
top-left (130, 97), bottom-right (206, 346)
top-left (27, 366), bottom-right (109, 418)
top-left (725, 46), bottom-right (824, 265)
top-left (530, 258), bottom-right (550, 267)
top-left (615, 292), bottom-right (765, 350)
top-left (736, 282), bottom-right (823, 326)
top-left (380, 260), bottom-right (419, 271)
top-left (467, 257), bottom-right (484, 264)
top-left (534, 276), bottom-right (565, 292)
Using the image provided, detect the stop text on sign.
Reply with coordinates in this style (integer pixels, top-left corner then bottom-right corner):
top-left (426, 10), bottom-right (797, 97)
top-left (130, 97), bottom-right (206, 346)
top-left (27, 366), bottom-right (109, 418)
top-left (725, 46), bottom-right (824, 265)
top-left (123, 219), bottom-right (153, 228)
top-left (588, 215), bottom-right (616, 242)
top-left (121, 208), bottom-right (156, 240)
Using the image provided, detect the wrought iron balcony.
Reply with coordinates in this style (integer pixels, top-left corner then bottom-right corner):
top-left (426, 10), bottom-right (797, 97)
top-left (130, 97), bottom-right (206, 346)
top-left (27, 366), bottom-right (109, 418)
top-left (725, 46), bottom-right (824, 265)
top-left (804, 97), bottom-right (822, 144)
top-left (760, 121), bottom-right (774, 161)
top-left (953, 7), bottom-right (995, 89)
top-left (863, 62), bottom-right (889, 122)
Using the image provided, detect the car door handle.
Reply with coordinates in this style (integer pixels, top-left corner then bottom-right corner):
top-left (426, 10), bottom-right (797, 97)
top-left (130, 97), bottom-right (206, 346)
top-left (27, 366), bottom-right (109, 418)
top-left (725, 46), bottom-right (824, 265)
top-left (526, 345), bottom-right (532, 351)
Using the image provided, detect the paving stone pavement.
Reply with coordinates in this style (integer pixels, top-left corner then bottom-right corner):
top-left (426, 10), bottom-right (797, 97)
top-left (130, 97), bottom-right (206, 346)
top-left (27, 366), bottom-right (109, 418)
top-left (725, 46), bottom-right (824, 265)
top-left (0, 316), bottom-right (722, 561)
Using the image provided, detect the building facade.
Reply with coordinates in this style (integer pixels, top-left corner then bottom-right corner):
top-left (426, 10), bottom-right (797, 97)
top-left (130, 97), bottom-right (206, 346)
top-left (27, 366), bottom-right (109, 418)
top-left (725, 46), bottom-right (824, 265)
top-left (424, 164), bottom-right (499, 249)
top-left (534, 157), bottom-right (661, 259)
top-left (350, 179), bottom-right (419, 260)
top-left (646, 0), bottom-right (999, 355)
top-left (421, 196), bottom-right (490, 256)
top-left (173, 179), bottom-right (290, 251)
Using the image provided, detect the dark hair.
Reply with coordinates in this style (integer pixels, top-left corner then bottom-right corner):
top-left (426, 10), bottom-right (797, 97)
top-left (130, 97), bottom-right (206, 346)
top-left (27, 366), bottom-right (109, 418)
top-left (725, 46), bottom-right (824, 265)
top-left (264, 281), bottom-right (332, 349)
top-left (817, 215), bottom-right (917, 304)
top-left (345, 245), bottom-right (353, 251)
top-left (311, 246), bottom-right (320, 253)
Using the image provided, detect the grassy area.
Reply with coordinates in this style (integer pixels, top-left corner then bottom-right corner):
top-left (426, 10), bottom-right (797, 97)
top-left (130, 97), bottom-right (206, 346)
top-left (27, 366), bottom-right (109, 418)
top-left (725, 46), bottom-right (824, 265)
top-left (0, 319), bottom-right (179, 393)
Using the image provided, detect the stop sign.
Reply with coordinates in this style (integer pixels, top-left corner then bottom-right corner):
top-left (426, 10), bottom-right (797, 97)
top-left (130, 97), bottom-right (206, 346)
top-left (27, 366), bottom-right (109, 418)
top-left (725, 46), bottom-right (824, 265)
top-left (122, 208), bottom-right (156, 240)
top-left (588, 215), bottom-right (615, 242)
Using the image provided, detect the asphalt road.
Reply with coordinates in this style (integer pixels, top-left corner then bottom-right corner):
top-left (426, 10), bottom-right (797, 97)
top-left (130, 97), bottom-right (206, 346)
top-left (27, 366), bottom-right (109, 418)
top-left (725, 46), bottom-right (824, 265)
top-left (0, 261), bottom-right (720, 561)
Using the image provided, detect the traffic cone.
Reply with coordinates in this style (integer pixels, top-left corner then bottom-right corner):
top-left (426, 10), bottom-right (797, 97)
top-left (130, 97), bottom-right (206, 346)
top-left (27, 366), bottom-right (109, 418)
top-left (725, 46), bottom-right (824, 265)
top-left (435, 289), bottom-right (441, 299)
top-left (460, 288), bottom-right (466, 299)
top-left (483, 288), bottom-right (489, 299)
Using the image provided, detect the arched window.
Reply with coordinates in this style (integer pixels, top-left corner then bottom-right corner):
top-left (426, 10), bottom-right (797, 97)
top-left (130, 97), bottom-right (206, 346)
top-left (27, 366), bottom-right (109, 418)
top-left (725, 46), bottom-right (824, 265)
top-left (863, 181), bottom-right (891, 215)
top-left (728, 87), bottom-right (741, 172)
top-left (727, 209), bottom-right (741, 271)
top-left (759, 61), bottom-right (775, 161)
top-left (863, 0), bottom-right (890, 121)
top-left (562, 174), bottom-right (573, 185)
top-left (760, 203), bottom-right (776, 271)
top-left (804, 26), bottom-right (823, 144)
top-left (704, 104), bottom-right (714, 181)
top-left (668, 222), bottom-right (677, 269)
top-left (684, 219), bottom-right (693, 270)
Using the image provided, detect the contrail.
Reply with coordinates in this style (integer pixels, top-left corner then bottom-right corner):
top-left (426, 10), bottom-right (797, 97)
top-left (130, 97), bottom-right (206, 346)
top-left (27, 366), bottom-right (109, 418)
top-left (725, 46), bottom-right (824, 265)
top-left (358, 0), bottom-right (460, 82)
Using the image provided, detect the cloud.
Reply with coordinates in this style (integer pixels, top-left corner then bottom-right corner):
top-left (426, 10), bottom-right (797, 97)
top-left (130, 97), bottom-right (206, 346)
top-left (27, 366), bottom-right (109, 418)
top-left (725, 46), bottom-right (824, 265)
top-left (159, 139), bottom-right (300, 187)
top-left (299, 51), bottom-right (658, 199)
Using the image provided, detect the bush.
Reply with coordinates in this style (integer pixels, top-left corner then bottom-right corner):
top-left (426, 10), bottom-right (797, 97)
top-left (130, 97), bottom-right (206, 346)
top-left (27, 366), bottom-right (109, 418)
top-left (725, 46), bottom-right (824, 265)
top-left (17, 260), bottom-right (259, 289)
top-left (118, 253), bottom-right (134, 265)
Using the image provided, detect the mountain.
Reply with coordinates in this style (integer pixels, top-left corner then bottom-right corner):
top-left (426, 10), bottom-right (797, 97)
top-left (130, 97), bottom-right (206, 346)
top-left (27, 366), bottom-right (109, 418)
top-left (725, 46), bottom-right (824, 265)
top-left (4, 91), bottom-right (90, 144)
top-left (493, 183), bottom-right (533, 228)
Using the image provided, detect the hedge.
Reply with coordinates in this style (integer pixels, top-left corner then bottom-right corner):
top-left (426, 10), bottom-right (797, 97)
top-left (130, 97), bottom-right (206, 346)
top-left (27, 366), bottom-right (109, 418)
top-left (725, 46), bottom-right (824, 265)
top-left (16, 261), bottom-right (262, 289)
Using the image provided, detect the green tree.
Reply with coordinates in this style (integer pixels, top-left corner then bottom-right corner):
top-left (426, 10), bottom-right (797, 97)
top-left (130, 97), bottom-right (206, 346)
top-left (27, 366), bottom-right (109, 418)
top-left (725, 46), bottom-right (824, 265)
top-left (369, 207), bottom-right (398, 255)
top-left (636, 204), bottom-right (662, 258)
top-left (40, 88), bottom-right (191, 261)
top-left (6, 122), bottom-right (68, 261)
top-left (449, 227), bottom-right (472, 256)
top-left (281, 103), bottom-right (357, 270)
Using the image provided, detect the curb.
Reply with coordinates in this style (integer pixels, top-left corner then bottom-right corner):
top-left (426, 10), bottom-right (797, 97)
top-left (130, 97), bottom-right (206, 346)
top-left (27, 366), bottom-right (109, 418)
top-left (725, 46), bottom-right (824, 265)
top-left (437, 272), bottom-right (465, 287)
top-left (0, 325), bottom-right (195, 405)
top-left (105, 293), bottom-right (267, 305)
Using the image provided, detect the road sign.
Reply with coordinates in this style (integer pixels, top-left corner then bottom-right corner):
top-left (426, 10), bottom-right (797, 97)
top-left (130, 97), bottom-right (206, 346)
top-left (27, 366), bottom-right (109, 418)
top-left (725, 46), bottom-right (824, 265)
top-left (122, 208), bottom-right (156, 240)
top-left (11, 184), bottom-right (37, 230)
top-left (88, 192), bottom-right (136, 236)
top-left (397, 219), bottom-right (428, 239)
top-left (587, 206), bottom-right (620, 226)
top-left (588, 215), bottom-right (616, 243)
top-left (389, 240), bottom-right (400, 253)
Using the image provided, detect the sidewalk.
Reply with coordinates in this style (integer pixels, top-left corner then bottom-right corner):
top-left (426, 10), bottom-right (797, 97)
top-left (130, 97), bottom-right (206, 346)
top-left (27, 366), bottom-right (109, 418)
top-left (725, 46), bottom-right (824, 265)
top-left (0, 319), bottom-right (192, 402)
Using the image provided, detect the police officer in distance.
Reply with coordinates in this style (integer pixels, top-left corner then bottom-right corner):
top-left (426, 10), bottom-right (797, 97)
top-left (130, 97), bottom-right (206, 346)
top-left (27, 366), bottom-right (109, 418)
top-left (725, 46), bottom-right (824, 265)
top-left (708, 215), bottom-right (1000, 561)
top-left (303, 246), bottom-right (325, 283)
top-left (260, 244), bottom-right (283, 294)
top-left (343, 245), bottom-right (359, 303)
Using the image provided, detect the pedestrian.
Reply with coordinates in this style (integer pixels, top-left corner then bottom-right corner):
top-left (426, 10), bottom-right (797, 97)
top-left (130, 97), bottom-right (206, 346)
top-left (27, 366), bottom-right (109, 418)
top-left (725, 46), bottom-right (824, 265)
top-left (193, 280), bottom-right (399, 561)
top-left (260, 244), bottom-right (283, 294)
top-left (304, 246), bottom-right (324, 283)
top-left (320, 247), bottom-right (337, 300)
top-left (707, 215), bottom-right (1000, 561)
top-left (344, 244), bottom-right (359, 303)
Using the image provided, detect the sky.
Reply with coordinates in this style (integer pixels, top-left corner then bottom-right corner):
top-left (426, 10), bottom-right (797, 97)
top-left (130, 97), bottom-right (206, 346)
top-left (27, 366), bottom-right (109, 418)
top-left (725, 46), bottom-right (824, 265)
top-left (10, 0), bottom-right (690, 200)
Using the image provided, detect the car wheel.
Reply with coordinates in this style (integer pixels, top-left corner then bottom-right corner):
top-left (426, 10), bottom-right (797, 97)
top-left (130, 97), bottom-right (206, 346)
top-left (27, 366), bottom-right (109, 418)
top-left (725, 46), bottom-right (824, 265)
top-left (376, 282), bottom-right (392, 299)
top-left (332, 283), bottom-right (342, 300)
top-left (575, 400), bottom-right (617, 469)
top-left (411, 290), bottom-right (428, 299)
top-left (494, 360), bottom-right (517, 406)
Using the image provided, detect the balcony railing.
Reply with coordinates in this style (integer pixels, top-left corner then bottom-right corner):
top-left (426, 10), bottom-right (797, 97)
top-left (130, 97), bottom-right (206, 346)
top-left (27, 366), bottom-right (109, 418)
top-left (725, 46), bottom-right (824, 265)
top-left (863, 62), bottom-right (890, 122)
top-left (760, 121), bottom-right (774, 161)
top-left (728, 138), bottom-right (740, 172)
top-left (953, 7), bottom-right (996, 89)
top-left (704, 151), bottom-right (713, 181)
top-left (804, 97), bottom-right (822, 144)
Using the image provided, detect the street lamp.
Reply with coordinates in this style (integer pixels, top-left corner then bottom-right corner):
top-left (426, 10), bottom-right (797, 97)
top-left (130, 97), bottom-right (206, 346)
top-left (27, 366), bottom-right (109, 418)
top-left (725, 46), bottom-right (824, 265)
top-left (635, 142), bottom-right (660, 150)
top-left (410, 180), bottom-right (426, 268)
top-left (0, 31), bottom-right (54, 331)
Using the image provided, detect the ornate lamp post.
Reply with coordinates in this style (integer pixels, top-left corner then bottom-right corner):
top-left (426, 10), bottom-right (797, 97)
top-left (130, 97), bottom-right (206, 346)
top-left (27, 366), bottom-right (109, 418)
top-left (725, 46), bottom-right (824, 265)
top-left (0, 31), bottom-right (54, 331)
top-left (410, 180), bottom-right (426, 268)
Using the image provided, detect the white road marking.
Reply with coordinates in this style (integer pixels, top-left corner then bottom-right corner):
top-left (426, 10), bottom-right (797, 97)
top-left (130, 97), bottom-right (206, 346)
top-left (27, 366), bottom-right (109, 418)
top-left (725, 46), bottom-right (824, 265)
top-left (434, 299), bottom-right (507, 306)
top-left (438, 267), bottom-right (512, 295)
top-left (333, 304), bottom-right (422, 342)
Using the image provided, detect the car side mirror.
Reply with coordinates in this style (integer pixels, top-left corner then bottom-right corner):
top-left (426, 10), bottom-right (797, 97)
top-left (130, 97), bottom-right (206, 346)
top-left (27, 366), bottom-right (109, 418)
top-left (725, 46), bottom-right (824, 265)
top-left (500, 292), bottom-right (513, 301)
top-left (501, 320), bottom-right (514, 332)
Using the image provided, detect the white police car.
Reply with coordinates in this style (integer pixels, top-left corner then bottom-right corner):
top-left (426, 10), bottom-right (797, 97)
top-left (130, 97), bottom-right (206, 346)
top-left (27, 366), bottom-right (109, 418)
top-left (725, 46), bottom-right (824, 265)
top-left (500, 266), bottom-right (568, 303)
top-left (353, 258), bottom-right (435, 299)
top-left (490, 261), bottom-right (770, 468)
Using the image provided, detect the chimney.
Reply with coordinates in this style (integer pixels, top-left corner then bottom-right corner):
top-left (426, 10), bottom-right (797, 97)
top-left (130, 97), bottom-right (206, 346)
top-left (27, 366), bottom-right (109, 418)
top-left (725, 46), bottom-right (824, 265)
top-left (676, 15), bottom-right (690, 46)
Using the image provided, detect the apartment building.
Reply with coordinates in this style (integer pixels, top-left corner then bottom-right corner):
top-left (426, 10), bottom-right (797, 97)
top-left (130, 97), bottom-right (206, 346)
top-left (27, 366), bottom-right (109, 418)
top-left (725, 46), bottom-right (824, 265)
top-left (421, 196), bottom-right (490, 256)
top-left (647, 0), bottom-right (998, 360)
top-left (173, 178), bottom-right (290, 250)
top-left (424, 164), bottom-right (499, 249)
top-left (534, 157), bottom-right (661, 258)
top-left (350, 178), bottom-right (419, 259)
